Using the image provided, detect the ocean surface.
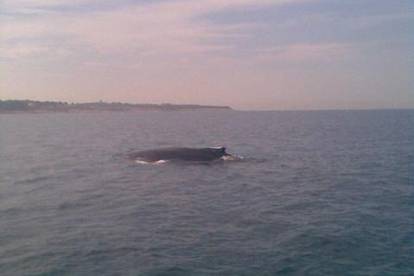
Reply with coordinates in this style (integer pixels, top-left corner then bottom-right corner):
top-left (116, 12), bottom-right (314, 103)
top-left (0, 110), bottom-right (413, 275)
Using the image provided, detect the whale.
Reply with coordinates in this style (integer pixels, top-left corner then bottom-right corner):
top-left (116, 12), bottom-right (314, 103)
top-left (129, 147), bottom-right (231, 163)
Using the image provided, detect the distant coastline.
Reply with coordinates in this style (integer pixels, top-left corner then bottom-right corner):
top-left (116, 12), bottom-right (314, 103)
top-left (0, 100), bottom-right (232, 113)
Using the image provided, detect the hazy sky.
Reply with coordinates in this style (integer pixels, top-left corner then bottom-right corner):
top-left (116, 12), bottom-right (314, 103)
top-left (1, 0), bottom-right (413, 110)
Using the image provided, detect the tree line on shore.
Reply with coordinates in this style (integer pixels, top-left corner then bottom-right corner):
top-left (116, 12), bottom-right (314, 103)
top-left (0, 100), bottom-right (231, 112)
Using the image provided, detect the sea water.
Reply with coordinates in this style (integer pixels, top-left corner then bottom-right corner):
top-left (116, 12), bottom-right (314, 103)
top-left (0, 110), bottom-right (413, 275)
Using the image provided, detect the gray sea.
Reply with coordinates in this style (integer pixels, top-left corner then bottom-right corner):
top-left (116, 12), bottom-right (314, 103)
top-left (1, 110), bottom-right (413, 275)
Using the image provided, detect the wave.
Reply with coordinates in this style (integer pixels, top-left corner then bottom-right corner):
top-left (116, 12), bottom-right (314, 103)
top-left (133, 155), bottom-right (244, 165)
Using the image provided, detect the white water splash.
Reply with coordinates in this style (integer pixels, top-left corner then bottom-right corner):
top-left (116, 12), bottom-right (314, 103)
top-left (221, 155), bottom-right (243, 161)
top-left (135, 159), bottom-right (169, 165)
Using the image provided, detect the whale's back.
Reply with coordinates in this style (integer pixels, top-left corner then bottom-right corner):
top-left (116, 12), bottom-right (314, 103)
top-left (130, 147), bottom-right (227, 162)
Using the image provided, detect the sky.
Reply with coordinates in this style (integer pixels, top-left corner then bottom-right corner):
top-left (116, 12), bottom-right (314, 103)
top-left (0, 0), bottom-right (413, 110)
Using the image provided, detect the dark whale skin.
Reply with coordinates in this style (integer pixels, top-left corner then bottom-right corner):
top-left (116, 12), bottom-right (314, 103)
top-left (130, 147), bottom-right (229, 162)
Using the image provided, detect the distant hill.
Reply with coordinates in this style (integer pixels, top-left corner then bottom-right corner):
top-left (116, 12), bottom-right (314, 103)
top-left (0, 100), bottom-right (232, 113)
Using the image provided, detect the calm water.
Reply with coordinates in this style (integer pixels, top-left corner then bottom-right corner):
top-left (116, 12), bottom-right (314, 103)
top-left (1, 110), bottom-right (413, 275)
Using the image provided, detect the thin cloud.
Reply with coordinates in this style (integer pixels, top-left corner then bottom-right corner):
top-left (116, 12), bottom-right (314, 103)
top-left (256, 43), bottom-right (352, 62)
top-left (0, 0), bottom-right (306, 59)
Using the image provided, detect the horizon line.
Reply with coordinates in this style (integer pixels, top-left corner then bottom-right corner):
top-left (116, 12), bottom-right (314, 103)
top-left (1, 98), bottom-right (413, 112)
